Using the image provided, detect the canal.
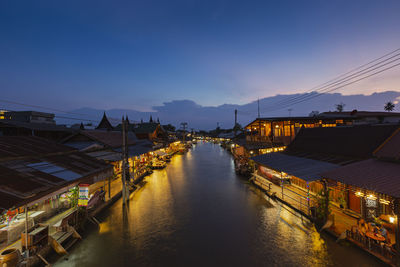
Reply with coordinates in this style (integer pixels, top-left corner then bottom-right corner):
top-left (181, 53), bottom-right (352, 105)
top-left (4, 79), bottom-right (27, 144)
top-left (55, 142), bottom-right (385, 267)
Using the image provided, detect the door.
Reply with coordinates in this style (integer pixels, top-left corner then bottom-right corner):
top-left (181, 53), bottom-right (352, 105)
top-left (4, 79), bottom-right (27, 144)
top-left (348, 191), bottom-right (361, 214)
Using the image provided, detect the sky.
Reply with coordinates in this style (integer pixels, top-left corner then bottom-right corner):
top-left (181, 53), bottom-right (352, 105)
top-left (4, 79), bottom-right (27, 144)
top-left (1, 0), bottom-right (400, 113)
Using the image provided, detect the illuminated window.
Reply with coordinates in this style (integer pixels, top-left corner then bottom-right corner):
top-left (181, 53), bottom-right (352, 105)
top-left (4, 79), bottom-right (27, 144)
top-left (284, 125), bottom-right (291, 136)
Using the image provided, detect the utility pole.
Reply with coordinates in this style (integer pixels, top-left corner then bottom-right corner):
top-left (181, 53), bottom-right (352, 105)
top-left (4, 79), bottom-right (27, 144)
top-left (234, 109), bottom-right (237, 138)
top-left (25, 205), bottom-right (29, 259)
top-left (258, 99), bottom-right (261, 141)
top-left (181, 122), bottom-right (188, 143)
top-left (121, 116), bottom-right (128, 206)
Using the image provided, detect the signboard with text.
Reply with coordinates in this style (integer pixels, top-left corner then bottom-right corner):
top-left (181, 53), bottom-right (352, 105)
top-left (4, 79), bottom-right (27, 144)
top-left (78, 184), bottom-right (90, 207)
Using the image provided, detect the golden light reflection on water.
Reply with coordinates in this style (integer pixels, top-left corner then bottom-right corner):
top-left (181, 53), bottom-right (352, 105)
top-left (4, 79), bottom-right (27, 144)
top-left (98, 221), bottom-right (110, 234)
top-left (65, 143), bottom-right (385, 267)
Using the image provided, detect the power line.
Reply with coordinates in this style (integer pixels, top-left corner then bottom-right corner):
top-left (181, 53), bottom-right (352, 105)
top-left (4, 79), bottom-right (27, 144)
top-left (236, 47), bottom-right (400, 117)
top-left (261, 62), bottom-right (400, 113)
top-left (0, 98), bottom-right (92, 116)
top-left (262, 52), bottom-right (400, 110)
top-left (259, 47), bottom-right (400, 111)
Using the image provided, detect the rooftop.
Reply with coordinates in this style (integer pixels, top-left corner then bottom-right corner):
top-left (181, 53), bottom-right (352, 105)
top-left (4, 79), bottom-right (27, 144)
top-left (286, 124), bottom-right (399, 164)
top-left (0, 120), bottom-right (74, 132)
top-left (251, 152), bottom-right (339, 182)
top-left (321, 159), bottom-right (400, 198)
top-left (62, 130), bottom-right (137, 149)
top-left (0, 136), bottom-right (112, 211)
top-left (374, 128), bottom-right (400, 161)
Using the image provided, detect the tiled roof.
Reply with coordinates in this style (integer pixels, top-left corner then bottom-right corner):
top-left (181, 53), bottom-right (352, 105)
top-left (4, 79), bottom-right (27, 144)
top-left (374, 128), bottom-right (400, 161)
top-left (321, 159), bottom-right (400, 198)
top-left (286, 124), bottom-right (399, 164)
top-left (320, 111), bottom-right (400, 118)
top-left (81, 130), bottom-right (136, 148)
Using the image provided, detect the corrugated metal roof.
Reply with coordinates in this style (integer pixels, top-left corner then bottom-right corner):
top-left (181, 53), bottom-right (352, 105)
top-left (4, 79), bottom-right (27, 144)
top-left (251, 152), bottom-right (339, 182)
top-left (0, 136), bottom-right (75, 159)
top-left (86, 150), bottom-right (122, 162)
top-left (321, 159), bottom-right (400, 198)
top-left (63, 141), bottom-right (100, 150)
top-left (0, 136), bottom-right (113, 210)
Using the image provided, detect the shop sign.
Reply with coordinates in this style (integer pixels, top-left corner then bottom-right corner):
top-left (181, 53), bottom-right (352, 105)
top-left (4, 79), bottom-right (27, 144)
top-left (366, 198), bottom-right (377, 208)
top-left (78, 184), bottom-right (90, 207)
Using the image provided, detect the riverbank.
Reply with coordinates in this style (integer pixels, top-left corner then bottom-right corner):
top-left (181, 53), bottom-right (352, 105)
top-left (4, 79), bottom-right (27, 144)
top-left (52, 142), bottom-right (385, 267)
top-left (248, 170), bottom-right (396, 266)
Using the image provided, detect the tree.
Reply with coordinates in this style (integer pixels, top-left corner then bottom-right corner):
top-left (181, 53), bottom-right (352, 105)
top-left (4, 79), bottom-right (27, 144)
top-left (163, 124), bottom-right (176, 132)
top-left (384, 101), bottom-right (395, 112)
top-left (149, 115), bottom-right (153, 123)
top-left (335, 102), bottom-right (345, 112)
top-left (309, 111), bottom-right (319, 117)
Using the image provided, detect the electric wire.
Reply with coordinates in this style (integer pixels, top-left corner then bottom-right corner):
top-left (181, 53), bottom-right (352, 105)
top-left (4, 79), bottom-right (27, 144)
top-left (261, 53), bottom-right (400, 110)
top-left (261, 62), bottom-right (400, 113)
top-left (263, 48), bottom-right (400, 109)
top-left (236, 47), bottom-right (400, 116)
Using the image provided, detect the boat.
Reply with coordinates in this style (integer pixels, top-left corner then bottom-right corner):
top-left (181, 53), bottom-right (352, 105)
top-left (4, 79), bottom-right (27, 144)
top-left (151, 160), bottom-right (166, 169)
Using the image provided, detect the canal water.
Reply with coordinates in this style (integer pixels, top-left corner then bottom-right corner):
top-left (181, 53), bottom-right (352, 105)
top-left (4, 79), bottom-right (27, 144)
top-left (55, 142), bottom-right (385, 267)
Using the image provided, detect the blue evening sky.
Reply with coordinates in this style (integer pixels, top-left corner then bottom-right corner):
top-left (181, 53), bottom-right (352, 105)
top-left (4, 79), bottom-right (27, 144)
top-left (1, 0), bottom-right (400, 112)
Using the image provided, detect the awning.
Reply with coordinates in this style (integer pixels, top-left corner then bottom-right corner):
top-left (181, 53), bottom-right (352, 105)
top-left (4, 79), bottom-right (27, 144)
top-left (127, 145), bottom-right (153, 157)
top-left (251, 152), bottom-right (339, 182)
top-left (321, 159), bottom-right (400, 198)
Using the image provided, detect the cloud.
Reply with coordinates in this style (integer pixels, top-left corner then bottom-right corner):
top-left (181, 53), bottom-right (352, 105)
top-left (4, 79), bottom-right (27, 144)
top-left (62, 91), bottom-right (400, 130)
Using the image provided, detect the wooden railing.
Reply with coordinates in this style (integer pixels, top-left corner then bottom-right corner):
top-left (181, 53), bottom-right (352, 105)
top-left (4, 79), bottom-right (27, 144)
top-left (346, 229), bottom-right (396, 264)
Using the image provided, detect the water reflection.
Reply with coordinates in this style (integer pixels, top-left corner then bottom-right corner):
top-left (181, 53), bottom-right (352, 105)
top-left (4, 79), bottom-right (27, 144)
top-left (55, 143), bottom-right (385, 267)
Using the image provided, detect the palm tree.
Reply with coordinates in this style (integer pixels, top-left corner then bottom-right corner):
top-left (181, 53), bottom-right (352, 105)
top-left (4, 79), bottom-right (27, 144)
top-left (384, 101), bottom-right (395, 112)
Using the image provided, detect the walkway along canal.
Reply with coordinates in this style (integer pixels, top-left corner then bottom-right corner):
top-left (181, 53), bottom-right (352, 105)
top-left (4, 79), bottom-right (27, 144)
top-left (54, 142), bottom-right (385, 267)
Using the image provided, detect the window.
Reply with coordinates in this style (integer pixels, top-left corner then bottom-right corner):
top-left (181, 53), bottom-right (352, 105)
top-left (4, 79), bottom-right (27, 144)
top-left (284, 125), bottom-right (291, 136)
top-left (274, 128), bottom-right (282, 137)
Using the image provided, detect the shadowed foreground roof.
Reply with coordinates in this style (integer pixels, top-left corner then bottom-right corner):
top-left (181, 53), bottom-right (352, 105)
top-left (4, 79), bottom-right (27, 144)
top-left (321, 159), bottom-right (400, 198)
top-left (374, 128), bottom-right (400, 161)
top-left (286, 124), bottom-right (399, 164)
top-left (0, 136), bottom-right (112, 211)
